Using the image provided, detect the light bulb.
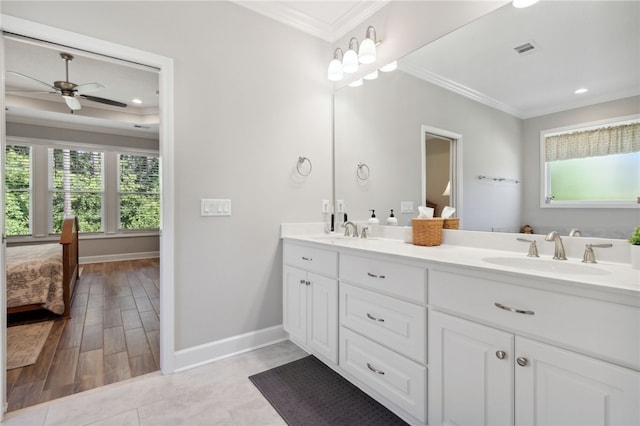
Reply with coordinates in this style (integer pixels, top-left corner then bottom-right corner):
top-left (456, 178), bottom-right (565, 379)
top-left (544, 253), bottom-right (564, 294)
top-left (327, 59), bottom-right (343, 81)
top-left (343, 49), bottom-right (359, 73)
top-left (380, 61), bottom-right (397, 72)
top-left (359, 38), bottom-right (376, 64)
top-left (364, 70), bottom-right (378, 80)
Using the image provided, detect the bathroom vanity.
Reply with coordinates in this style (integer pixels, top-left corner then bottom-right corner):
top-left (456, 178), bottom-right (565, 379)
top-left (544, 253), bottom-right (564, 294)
top-left (281, 227), bottom-right (639, 426)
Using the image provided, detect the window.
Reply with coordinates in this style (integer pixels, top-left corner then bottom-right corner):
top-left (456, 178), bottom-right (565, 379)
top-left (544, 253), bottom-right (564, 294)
top-left (118, 154), bottom-right (160, 230)
top-left (49, 148), bottom-right (104, 233)
top-left (541, 118), bottom-right (640, 208)
top-left (5, 144), bottom-right (31, 236)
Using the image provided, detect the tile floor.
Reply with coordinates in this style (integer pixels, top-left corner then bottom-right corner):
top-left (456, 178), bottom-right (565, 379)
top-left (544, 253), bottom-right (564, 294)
top-left (1, 340), bottom-right (308, 426)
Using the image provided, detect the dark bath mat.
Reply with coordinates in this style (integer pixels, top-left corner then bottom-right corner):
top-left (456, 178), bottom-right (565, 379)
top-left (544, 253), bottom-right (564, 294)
top-left (249, 355), bottom-right (408, 426)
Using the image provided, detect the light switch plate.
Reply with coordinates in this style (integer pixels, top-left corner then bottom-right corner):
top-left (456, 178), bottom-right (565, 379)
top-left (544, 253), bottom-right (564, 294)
top-left (201, 199), bottom-right (231, 216)
top-left (336, 200), bottom-right (345, 213)
top-left (401, 201), bottom-right (414, 213)
top-left (322, 199), bottom-right (330, 213)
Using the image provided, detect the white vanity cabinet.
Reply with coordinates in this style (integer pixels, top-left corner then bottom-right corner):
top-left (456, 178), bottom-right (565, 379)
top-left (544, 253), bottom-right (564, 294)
top-left (339, 252), bottom-right (428, 423)
top-left (428, 268), bottom-right (640, 426)
top-left (283, 242), bottom-right (338, 364)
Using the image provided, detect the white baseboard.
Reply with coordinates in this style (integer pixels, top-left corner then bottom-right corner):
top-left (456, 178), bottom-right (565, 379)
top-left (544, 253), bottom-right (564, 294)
top-left (80, 251), bottom-right (160, 264)
top-left (173, 325), bottom-right (287, 373)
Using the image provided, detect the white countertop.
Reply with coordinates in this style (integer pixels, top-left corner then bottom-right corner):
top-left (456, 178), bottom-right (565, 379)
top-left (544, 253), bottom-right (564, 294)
top-left (281, 225), bottom-right (640, 305)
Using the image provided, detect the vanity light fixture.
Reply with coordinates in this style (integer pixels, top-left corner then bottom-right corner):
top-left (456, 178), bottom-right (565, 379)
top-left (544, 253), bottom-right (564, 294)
top-left (380, 61), bottom-right (397, 72)
top-left (574, 87), bottom-right (588, 94)
top-left (364, 70), bottom-right (379, 80)
top-left (343, 38), bottom-right (360, 74)
top-left (348, 79), bottom-right (363, 87)
top-left (512, 0), bottom-right (539, 8)
top-left (359, 26), bottom-right (377, 64)
top-left (327, 48), bottom-right (344, 82)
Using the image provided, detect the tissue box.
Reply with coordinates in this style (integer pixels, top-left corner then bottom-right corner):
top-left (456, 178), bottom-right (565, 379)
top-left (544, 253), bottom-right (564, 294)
top-left (443, 218), bottom-right (459, 229)
top-left (411, 218), bottom-right (444, 246)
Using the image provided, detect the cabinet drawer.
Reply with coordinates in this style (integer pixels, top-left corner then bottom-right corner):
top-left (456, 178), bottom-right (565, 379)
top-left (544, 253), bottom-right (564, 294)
top-left (341, 283), bottom-right (426, 364)
top-left (340, 253), bottom-right (426, 304)
top-left (340, 327), bottom-right (427, 422)
top-left (283, 242), bottom-right (338, 277)
top-left (429, 269), bottom-right (640, 370)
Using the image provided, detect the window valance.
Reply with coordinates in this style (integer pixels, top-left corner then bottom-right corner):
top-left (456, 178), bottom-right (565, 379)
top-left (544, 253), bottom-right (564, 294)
top-left (545, 122), bottom-right (640, 162)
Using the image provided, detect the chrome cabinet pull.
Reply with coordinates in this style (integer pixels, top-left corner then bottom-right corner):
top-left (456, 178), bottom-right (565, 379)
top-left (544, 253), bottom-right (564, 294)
top-left (299, 279), bottom-right (306, 284)
top-left (367, 272), bottom-right (386, 279)
top-left (367, 362), bottom-right (385, 375)
top-left (306, 281), bottom-right (311, 286)
top-left (516, 357), bottom-right (528, 367)
top-left (366, 313), bottom-right (385, 322)
top-left (301, 256), bottom-right (312, 261)
top-left (496, 350), bottom-right (506, 360)
top-left (494, 302), bottom-right (534, 315)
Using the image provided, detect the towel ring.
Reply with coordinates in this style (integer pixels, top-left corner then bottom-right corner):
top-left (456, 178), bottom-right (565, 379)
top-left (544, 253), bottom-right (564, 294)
top-left (296, 156), bottom-right (312, 176)
top-left (356, 162), bottom-right (370, 181)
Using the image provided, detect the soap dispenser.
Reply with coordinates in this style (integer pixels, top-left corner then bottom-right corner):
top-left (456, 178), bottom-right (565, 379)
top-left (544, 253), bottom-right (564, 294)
top-left (386, 209), bottom-right (398, 226)
top-left (368, 209), bottom-right (379, 237)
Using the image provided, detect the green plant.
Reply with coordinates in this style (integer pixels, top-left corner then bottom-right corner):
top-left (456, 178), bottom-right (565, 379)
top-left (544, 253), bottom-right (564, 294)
top-left (629, 226), bottom-right (640, 245)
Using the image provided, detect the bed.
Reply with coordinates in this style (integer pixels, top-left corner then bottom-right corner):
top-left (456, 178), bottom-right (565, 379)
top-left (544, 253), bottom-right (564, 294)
top-left (6, 216), bottom-right (80, 318)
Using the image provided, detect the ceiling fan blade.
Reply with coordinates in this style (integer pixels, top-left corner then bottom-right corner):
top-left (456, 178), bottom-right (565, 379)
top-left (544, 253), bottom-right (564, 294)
top-left (79, 94), bottom-right (127, 108)
top-left (76, 83), bottom-right (104, 95)
top-left (6, 71), bottom-right (57, 92)
top-left (63, 95), bottom-right (82, 111)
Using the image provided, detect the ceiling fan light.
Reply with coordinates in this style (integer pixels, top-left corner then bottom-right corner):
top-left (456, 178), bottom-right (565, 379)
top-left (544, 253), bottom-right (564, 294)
top-left (380, 61), bottom-right (397, 72)
top-left (62, 95), bottom-right (81, 110)
top-left (132, 98), bottom-right (143, 104)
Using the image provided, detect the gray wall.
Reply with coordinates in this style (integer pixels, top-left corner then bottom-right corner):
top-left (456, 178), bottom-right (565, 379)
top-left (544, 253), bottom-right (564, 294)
top-left (522, 96), bottom-right (640, 238)
top-left (1, 0), bottom-right (509, 355)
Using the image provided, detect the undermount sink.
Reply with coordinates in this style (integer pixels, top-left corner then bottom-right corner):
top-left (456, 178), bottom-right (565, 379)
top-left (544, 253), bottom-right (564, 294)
top-left (482, 256), bottom-right (611, 275)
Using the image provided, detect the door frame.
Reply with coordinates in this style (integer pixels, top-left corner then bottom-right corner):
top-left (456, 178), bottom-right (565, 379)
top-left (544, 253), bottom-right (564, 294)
top-left (0, 15), bottom-right (176, 417)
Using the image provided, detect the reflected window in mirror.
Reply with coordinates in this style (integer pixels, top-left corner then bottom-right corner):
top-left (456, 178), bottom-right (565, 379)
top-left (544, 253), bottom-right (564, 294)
top-left (541, 117), bottom-right (640, 208)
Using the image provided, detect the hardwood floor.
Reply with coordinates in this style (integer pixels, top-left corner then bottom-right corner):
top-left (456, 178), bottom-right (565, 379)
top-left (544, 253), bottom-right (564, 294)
top-left (6, 258), bottom-right (160, 412)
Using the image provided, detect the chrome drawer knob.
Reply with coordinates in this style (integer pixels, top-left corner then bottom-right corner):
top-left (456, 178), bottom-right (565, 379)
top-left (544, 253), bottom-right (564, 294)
top-left (516, 357), bottom-right (528, 367)
top-left (496, 350), bottom-right (506, 360)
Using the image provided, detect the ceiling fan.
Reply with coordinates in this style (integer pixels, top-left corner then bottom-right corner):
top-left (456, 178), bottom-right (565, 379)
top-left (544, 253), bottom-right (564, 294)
top-left (7, 52), bottom-right (127, 111)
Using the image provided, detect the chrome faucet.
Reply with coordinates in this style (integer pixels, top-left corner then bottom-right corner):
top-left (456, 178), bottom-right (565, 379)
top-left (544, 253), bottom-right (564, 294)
top-left (545, 231), bottom-right (567, 260)
top-left (569, 228), bottom-right (582, 237)
top-left (342, 221), bottom-right (358, 237)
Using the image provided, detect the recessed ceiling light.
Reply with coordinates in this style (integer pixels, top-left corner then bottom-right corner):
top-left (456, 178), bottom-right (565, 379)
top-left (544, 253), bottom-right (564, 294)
top-left (574, 88), bottom-right (588, 94)
top-left (512, 0), bottom-right (539, 8)
top-left (132, 98), bottom-right (143, 104)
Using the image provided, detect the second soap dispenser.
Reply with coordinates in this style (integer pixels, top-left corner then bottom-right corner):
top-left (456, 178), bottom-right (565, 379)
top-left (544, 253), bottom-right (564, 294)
top-left (386, 209), bottom-right (398, 226)
top-left (368, 209), bottom-right (379, 237)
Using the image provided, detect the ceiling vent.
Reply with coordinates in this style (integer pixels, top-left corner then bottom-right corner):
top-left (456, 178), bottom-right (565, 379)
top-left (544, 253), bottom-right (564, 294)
top-left (513, 41), bottom-right (538, 55)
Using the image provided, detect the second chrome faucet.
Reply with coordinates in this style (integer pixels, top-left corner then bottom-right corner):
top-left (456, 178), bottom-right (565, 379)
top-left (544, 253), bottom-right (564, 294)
top-left (545, 231), bottom-right (567, 260)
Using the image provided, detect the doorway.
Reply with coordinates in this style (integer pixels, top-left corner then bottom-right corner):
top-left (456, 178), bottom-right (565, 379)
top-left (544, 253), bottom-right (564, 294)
top-left (0, 15), bottom-right (175, 417)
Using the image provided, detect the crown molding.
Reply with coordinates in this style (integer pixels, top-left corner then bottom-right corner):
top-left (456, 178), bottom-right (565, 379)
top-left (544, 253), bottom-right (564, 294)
top-left (400, 61), bottom-right (524, 119)
top-left (232, 1), bottom-right (390, 42)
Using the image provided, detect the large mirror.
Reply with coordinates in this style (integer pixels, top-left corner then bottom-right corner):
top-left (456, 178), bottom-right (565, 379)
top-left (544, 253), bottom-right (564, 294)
top-left (334, 1), bottom-right (639, 238)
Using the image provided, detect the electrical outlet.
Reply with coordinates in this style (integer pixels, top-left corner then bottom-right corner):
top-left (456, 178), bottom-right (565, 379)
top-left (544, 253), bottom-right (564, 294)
top-left (336, 200), bottom-right (345, 213)
top-left (401, 201), bottom-right (414, 213)
top-left (321, 199), bottom-right (330, 213)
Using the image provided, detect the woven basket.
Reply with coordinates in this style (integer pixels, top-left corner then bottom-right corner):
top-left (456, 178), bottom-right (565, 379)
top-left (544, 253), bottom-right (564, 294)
top-left (443, 218), bottom-right (460, 230)
top-left (411, 218), bottom-right (444, 246)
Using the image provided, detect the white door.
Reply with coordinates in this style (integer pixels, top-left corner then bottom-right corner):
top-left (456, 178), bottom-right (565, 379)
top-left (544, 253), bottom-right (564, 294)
top-left (515, 336), bottom-right (640, 426)
top-left (282, 265), bottom-right (307, 343)
top-left (429, 311), bottom-right (514, 426)
top-left (306, 273), bottom-right (337, 363)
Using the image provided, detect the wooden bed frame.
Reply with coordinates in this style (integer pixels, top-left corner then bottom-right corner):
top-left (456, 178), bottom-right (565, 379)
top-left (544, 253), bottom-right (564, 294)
top-left (7, 216), bottom-right (80, 319)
